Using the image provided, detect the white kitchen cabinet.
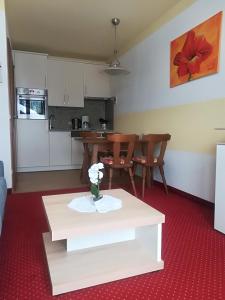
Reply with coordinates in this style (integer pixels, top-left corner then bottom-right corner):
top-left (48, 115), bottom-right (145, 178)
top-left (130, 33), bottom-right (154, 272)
top-left (84, 64), bottom-right (111, 98)
top-left (49, 132), bottom-right (72, 166)
top-left (214, 144), bottom-right (225, 234)
top-left (47, 58), bottom-right (84, 107)
top-left (66, 62), bottom-right (84, 107)
top-left (16, 119), bottom-right (49, 170)
top-left (14, 51), bottom-right (47, 89)
top-left (47, 59), bottom-right (66, 106)
top-left (71, 138), bottom-right (83, 166)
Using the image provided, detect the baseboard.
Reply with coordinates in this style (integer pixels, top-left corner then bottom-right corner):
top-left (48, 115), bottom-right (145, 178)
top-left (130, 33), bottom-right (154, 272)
top-left (17, 165), bottom-right (82, 172)
top-left (154, 180), bottom-right (214, 208)
top-left (134, 175), bottom-right (214, 208)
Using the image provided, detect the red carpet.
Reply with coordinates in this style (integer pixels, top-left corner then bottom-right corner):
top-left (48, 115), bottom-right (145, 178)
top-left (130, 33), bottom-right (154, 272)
top-left (0, 185), bottom-right (225, 300)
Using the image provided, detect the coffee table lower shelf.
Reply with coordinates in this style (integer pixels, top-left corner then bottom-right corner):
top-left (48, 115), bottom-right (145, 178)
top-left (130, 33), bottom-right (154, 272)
top-left (43, 232), bottom-right (164, 295)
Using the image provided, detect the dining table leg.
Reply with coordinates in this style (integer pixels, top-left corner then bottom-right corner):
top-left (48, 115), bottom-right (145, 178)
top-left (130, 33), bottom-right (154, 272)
top-left (91, 144), bottom-right (99, 164)
top-left (80, 143), bottom-right (91, 184)
top-left (80, 143), bottom-right (100, 184)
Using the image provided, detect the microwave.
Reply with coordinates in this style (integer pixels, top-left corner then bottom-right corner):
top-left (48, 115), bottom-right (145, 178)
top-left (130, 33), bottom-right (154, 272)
top-left (16, 88), bottom-right (48, 119)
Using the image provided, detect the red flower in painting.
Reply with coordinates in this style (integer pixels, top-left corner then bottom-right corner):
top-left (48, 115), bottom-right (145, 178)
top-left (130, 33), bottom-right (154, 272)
top-left (173, 30), bottom-right (213, 78)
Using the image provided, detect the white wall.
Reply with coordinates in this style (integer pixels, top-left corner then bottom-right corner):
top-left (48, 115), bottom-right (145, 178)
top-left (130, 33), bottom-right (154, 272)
top-left (154, 150), bottom-right (216, 202)
top-left (112, 0), bottom-right (225, 202)
top-left (113, 0), bottom-right (225, 115)
top-left (0, 3), bottom-right (12, 188)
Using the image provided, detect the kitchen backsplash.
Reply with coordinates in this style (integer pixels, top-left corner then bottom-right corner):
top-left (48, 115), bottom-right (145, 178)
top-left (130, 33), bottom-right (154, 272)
top-left (48, 98), bottom-right (114, 130)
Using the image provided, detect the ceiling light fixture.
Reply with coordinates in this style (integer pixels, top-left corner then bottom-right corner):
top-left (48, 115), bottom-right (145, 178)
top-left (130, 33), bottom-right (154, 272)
top-left (104, 18), bottom-right (130, 75)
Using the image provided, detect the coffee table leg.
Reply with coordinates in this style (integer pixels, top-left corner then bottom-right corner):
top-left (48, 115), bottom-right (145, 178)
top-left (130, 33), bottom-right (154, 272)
top-left (136, 224), bottom-right (162, 262)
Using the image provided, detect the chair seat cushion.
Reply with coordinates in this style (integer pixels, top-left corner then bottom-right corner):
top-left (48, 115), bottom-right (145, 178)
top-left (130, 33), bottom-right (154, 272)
top-left (133, 156), bottom-right (158, 164)
top-left (101, 156), bottom-right (133, 166)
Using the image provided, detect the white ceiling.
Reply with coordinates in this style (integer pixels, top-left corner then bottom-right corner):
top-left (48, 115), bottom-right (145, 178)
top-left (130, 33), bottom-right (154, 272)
top-left (5, 0), bottom-right (182, 61)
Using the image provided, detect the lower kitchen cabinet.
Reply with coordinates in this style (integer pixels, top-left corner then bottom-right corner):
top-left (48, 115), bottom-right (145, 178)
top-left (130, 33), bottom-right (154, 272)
top-left (71, 138), bottom-right (83, 166)
top-left (49, 132), bottom-right (72, 166)
top-left (16, 122), bottom-right (83, 171)
top-left (16, 119), bottom-right (49, 170)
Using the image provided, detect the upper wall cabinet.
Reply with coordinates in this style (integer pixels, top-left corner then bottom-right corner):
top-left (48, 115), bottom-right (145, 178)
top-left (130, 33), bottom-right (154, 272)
top-left (47, 58), bottom-right (84, 107)
top-left (14, 51), bottom-right (47, 89)
top-left (84, 64), bottom-right (111, 98)
top-left (47, 59), bottom-right (66, 107)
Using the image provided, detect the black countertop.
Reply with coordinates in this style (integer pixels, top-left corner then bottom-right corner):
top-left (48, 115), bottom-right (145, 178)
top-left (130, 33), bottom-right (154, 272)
top-left (71, 129), bottom-right (114, 138)
top-left (49, 128), bottom-right (114, 137)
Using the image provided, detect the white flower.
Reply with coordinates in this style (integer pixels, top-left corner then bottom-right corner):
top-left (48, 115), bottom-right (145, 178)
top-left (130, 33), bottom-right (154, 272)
top-left (98, 171), bottom-right (103, 179)
top-left (97, 163), bottom-right (104, 169)
top-left (88, 169), bottom-right (98, 178)
top-left (88, 163), bottom-right (104, 185)
top-left (89, 164), bottom-right (99, 172)
top-left (89, 174), bottom-right (98, 180)
top-left (90, 177), bottom-right (98, 184)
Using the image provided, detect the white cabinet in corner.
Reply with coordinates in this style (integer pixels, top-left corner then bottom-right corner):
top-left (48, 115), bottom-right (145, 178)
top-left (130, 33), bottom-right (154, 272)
top-left (47, 58), bottom-right (84, 107)
top-left (14, 51), bottom-right (47, 89)
top-left (71, 138), bottom-right (83, 167)
top-left (49, 132), bottom-right (72, 166)
top-left (16, 119), bottom-right (49, 171)
top-left (84, 64), bottom-right (111, 98)
top-left (214, 144), bottom-right (225, 234)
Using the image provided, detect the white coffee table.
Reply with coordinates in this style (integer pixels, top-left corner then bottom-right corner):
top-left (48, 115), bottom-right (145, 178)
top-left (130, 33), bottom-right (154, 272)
top-left (42, 188), bottom-right (165, 295)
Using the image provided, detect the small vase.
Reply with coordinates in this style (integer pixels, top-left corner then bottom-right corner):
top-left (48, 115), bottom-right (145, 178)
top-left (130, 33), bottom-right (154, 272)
top-left (91, 183), bottom-right (103, 202)
top-left (92, 194), bottom-right (103, 202)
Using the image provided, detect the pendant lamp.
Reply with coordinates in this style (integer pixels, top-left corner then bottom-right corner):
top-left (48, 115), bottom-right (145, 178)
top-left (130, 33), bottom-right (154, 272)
top-left (104, 18), bottom-right (130, 75)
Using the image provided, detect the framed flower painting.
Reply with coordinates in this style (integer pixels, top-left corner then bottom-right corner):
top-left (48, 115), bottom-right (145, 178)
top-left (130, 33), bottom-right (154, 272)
top-left (170, 11), bottom-right (222, 87)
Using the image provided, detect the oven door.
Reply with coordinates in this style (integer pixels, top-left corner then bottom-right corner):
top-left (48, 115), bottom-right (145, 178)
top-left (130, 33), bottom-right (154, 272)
top-left (17, 96), bottom-right (47, 119)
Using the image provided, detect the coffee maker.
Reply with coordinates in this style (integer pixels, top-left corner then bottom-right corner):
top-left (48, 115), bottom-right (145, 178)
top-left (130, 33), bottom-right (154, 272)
top-left (82, 116), bottom-right (90, 129)
top-left (71, 117), bottom-right (81, 130)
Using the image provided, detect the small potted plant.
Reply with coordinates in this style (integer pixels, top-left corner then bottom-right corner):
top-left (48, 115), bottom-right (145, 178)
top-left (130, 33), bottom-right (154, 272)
top-left (88, 163), bottom-right (104, 201)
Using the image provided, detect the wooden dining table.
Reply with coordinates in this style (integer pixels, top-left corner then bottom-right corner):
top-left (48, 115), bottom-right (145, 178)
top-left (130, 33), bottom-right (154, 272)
top-left (80, 137), bottom-right (143, 184)
top-left (80, 137), bottom-right (112, 183)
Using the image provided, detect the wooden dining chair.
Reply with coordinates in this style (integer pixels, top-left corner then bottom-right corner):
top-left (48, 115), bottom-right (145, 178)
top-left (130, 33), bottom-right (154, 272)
top-left (133, 134), bottom-right (171, 198)
top-left (100, 134), bottom-right (138, 197)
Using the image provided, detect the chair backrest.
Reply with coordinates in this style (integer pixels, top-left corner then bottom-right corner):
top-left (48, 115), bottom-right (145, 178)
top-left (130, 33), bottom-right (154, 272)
top-left (142, 134), bottom-right (171, 165)
top-left (79, 131), bottom-right (100, 138)
top-left (107, 134), bottom-right (138, 166)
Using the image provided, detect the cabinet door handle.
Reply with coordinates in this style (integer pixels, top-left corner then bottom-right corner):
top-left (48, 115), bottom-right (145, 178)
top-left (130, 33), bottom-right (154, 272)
top-left (63, 94), bottom-right (66, 105)
top-left (67, 94), bottom-right (70, 104)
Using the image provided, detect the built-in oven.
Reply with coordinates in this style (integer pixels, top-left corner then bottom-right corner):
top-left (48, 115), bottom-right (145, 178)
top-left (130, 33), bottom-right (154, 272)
top-left (16, 88), bottom-right (48, 119)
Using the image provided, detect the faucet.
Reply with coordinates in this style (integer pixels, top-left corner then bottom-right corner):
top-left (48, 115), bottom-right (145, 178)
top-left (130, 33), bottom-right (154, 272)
top-left (49, 114), bottom-right (56, 130)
